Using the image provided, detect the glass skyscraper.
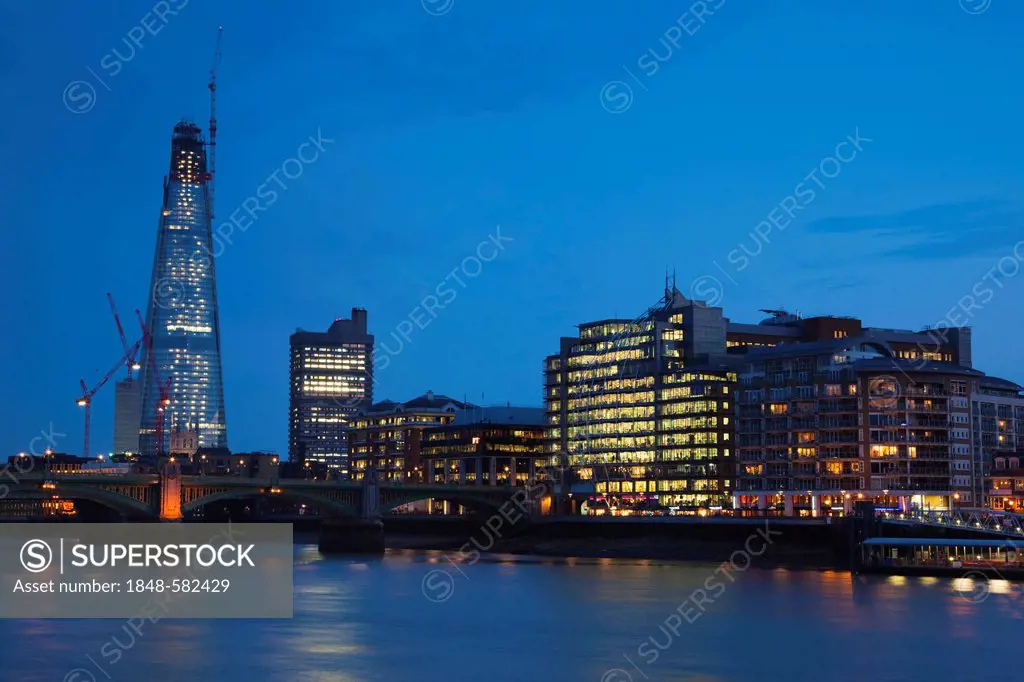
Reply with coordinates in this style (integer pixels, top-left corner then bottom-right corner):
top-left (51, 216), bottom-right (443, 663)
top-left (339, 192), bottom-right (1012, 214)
top-left (138, 121), bottom-right (228, 455)
top-left (289, 309), bottom-right (374, 475)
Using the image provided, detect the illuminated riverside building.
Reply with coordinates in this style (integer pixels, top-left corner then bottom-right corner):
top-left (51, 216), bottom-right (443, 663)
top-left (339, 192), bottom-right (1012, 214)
top-left (989, 456), bottom-right (1024, 511)
top-left (347, 392), bottom-right (467, 482)
top-left (726, 309), bottom-right (985, 515)
top-left (733, 340), bottom-right (978, 515)
top-left (544, 286), bottom-right (736, 512)
top-left (139, 121), bottom-right (228, 455)
top-left (422, 407), bottom-right (546, 514)
top-left (422, 407), bottom-right (546, 486)
top-left (289, 309), bottom-right (374, 474)
top-left (543, 283), bottom-right (987, 514)
top-left (974, 376), bottom-right (1024, 509)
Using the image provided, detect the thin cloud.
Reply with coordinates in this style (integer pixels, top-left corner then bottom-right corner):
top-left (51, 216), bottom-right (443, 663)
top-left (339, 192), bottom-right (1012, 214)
top-left (807, 199), bottom-right (1024, 259)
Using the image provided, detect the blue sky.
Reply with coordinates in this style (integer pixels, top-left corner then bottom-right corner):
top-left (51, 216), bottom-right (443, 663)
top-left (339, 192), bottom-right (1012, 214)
top-left (3, 0), bottom-right (1023, 457)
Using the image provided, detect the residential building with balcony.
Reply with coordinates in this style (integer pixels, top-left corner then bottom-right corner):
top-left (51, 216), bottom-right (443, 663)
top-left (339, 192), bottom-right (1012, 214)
top-left (733, 335), bottom-right (978, 516)
top-left (347, 392), bottom-right (468, 482)
top-left (973, 375), bottom-right (1024, 507)
top-left (988, 454), bottom-right (1024, 511)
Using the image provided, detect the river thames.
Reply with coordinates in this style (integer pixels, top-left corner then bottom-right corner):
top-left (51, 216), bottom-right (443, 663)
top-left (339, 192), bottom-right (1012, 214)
top-left (3, 544), bottom-right (1021, 682)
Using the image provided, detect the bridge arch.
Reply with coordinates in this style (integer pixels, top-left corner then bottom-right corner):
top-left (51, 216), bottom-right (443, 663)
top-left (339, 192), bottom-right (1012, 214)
top-left (181, 489), bottom-right (359, 517)
top-left (7, 483), bottom-right (156, 518)
top-left (379, 488), bottom-right (521, 516)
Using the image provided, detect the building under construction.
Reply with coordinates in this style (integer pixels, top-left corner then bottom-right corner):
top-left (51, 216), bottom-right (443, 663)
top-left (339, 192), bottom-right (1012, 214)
top-left (137, 30), bottom-right (226, 457)
top-left (138, 120), bottom-right (228, 455)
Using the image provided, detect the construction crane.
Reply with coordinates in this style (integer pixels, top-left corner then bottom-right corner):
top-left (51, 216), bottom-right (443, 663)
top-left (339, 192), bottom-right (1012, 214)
top-left (107, 293), bottom-right (141, 380)
top-left (207, 26), bottom-right (222, 221)
top-left (77, 338), bottom-right (142, 460)
top-left (136, 309), bottom-right (173, 456)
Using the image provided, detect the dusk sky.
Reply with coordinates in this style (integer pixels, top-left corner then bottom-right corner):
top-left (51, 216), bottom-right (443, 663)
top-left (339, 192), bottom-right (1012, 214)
top-left (3, 1), bottom-right (1023, 458)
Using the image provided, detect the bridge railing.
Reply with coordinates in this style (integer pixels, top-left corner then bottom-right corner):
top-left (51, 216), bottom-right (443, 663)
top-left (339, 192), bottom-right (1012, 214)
top-left (878, 508), bottom-right (1024, 536)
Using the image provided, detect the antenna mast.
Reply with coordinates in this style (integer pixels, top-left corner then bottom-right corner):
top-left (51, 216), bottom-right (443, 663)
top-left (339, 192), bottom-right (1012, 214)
top-left (208, 26), bottom-right (223, 221)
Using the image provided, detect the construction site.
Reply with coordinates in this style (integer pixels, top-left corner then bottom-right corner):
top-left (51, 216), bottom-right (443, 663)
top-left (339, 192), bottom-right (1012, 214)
top-left (71, 28), bottom-right (226, 467)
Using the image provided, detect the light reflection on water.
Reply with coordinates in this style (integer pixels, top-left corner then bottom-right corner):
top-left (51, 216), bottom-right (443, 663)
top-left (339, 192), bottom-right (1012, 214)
top-left (1, 545), bottom-right (1021, 682)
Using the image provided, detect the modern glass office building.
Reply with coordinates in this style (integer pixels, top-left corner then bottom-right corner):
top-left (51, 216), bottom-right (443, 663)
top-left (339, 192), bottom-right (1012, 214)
top-left (289, 309), bottom-right (374, 475)
top-left (544, 286), bottom-right (736, 511)
top-left (138, 121), bottom-right (228, 455)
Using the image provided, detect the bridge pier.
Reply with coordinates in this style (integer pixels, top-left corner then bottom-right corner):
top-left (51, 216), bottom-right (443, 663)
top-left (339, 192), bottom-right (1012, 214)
top-left (848, 501), bottom-right (877, 573)
top-left (159, 461), bottom-right (183, 521)
top-left (318, 468), bottom-right (384, 554)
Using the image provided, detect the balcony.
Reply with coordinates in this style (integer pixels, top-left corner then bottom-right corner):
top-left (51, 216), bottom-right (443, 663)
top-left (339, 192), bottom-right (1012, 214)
top-left (903, 403), bottom-right (948, 413)
top-left (906, 418), bottom-right (951, 428)
top-left (904, 387), bottom-right (948, 397)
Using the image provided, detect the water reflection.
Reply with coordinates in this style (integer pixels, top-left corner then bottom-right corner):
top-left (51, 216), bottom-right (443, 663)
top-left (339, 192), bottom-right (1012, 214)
top-left (0, 547), bottom-right (1021, 682)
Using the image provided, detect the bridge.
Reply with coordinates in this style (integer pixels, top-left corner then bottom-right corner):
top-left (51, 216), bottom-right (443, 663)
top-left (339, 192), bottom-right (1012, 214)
top-left (4, 464), bottom-right (537, 521)
top-left (877, 508), bottom-right (1024, 538)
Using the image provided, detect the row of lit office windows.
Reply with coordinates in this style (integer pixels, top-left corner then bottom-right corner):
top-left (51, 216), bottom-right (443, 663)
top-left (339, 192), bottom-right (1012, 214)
top-left (595, 480), bottom-right (723, 493)
top-left (661, 432), bottom-right (722, 445)
top-left (567, 407), bottom-right (655, 423)
top-left (566, 392), bottom-right (655, 408)
top-left (567, 349), bottom-right (649, 368)
top-left (566, 435), bottom-right (656, 449)
top-left (566, 377), bottom-right (655, 395)
top-left (578, 322), bottom-right (654, 340)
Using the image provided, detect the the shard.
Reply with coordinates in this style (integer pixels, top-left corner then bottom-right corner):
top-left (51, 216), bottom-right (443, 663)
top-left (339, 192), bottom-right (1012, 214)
top-left (138, 121), bottom-right (228, 455)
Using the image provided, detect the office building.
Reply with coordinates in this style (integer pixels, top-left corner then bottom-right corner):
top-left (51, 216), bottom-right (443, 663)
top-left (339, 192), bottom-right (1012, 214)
top-left (544, 286), bottom-right (736, 512)
top-left (347, 391), bottom-right (467, 482)
top-left (423, 406), bottom-right (546, 485)
top-left (113, 378), bottom-right (141, 454)
top-left (422, 407), bottom-right (546, 513)
top-left (544, 280), bottom-right (984, 514)
top-left (139, 121), bottom-right (228, 455)
top-left (289, 309), bottom-right (374, 474)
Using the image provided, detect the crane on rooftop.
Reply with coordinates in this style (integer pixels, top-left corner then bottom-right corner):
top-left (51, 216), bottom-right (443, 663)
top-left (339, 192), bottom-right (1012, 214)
top-left (207, 26), bottom-right (222, 222)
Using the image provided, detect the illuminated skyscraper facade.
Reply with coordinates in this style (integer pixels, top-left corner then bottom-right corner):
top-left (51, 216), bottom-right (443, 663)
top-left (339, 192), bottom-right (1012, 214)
top-left (139, 121), bottom-right (228, 455)
top-left (289, 309), bottom-right (374, 475)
